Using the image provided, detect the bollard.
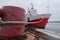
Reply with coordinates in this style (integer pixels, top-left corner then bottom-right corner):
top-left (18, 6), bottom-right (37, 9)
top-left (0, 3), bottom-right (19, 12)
top-left (0, 6), bottom-right (26, 40)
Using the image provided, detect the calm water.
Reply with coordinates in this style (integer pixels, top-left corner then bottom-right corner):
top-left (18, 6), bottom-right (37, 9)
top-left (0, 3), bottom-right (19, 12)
top-left (45, 23), bottom-right (60, 33)
top-left (0, 22), bottom-right (60, 33)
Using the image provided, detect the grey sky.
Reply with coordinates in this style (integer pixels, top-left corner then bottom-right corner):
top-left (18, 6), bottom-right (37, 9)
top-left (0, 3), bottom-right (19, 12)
top-left (0, 0), bottom-right (60, 21)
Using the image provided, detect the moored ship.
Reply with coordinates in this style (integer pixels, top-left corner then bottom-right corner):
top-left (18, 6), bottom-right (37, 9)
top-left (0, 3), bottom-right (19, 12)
top-left (26, 4), bottom-right (51, 29)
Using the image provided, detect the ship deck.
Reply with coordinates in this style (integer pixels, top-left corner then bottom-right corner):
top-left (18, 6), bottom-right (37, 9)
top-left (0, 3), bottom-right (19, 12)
top-left (26, 33), bottom-right (44, 40)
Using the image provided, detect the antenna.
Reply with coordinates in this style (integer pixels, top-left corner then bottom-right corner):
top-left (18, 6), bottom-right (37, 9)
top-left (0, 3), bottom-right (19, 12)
top-left (31, 3), bottom-right (34, 9)
top-left (27, 8), bottom-right (30, 13)
top-left (47, 6), bottom-right (49, 13)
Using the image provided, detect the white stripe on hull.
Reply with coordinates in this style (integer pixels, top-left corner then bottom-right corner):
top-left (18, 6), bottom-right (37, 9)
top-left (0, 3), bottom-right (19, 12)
top-left (29, 14), bottom-right (51, 21)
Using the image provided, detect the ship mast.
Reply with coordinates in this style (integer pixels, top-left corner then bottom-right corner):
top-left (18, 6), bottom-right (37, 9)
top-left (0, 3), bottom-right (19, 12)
top-left (28, 3), bottom-right (34, 16)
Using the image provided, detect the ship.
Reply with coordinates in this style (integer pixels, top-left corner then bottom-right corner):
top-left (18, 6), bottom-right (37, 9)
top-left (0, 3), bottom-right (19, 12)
top-left (26, 4), bottom-right (51, 29)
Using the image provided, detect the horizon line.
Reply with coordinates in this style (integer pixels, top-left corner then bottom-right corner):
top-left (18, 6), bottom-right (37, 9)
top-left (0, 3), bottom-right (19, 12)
top-left (48, 21), bottom-right (60, 23)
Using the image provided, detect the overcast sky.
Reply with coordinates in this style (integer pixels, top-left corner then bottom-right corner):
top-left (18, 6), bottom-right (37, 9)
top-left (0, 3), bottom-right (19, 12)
top-left (0, 0), bottom-right (60, 21)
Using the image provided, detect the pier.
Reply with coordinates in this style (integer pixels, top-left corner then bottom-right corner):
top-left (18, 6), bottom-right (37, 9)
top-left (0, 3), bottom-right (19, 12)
top-left (26, 27), bottom-right (60, 40)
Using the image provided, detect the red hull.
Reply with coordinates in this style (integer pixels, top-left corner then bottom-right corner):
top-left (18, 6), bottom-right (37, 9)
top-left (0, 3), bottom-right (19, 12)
top-left (27, 18), bottom-right (49, 29)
